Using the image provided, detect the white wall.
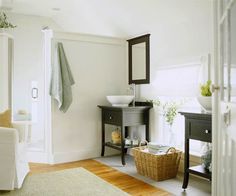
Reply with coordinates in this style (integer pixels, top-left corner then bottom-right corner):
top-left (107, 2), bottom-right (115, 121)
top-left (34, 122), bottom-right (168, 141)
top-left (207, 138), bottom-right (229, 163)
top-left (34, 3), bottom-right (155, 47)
top-left (51, 32), bottom-right (127, 163)
top-left (134, 0), bottom-right (213, 152)
top-left (8, 13), bottom-right (60, 113)
top-left (5, 0), bottom-right (213, 162)
top-left (6, 13), bottom-right (61, 159)
top-left (6, 13), bottom-right (128, 163)
top-left (140, 0), bottom-right (212, 98)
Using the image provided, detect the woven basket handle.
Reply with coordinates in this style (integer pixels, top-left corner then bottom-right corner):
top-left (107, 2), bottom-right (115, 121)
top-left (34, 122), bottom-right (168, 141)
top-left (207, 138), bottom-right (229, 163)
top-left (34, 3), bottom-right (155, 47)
top-left (166, 147), bottom-right (176, 154)
top-left (139, 140), bottom-right (148, 147)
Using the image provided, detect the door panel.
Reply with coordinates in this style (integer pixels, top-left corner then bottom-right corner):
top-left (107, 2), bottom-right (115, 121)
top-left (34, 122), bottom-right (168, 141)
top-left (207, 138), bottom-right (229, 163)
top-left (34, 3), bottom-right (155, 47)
top-left (214, 0), bottom-right (236, 195)
top-left (223, 103), bottom-right (236, 141)
top-left (230, 3), bottom-right (236, 102)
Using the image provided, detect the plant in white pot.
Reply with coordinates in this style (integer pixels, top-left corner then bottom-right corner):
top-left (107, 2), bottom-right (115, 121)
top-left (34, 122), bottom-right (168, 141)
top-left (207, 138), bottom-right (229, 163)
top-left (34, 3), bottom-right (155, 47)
top-left (197, 80), bottom-right (212, 112)
top-left (0, 12), bottom-right (16, 32)
top-left (149, 99), bottom-right (179, 146)
top-left (162, 102), bottom-right (178, 146)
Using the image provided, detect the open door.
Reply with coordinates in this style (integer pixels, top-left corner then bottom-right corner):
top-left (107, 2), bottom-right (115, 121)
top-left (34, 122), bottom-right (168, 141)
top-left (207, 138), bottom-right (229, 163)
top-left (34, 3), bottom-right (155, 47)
top-left (212, 0), bottom-right (236, 195)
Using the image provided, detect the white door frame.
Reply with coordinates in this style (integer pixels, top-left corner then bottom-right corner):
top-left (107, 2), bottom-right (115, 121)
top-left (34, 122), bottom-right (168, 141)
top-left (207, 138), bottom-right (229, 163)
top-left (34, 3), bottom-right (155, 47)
top-left (42, 29), bottom-right (54, 164)
top-left (212, 0), bottom-right (236, 195)
top-left (212, 1), bottom-right (220, 195)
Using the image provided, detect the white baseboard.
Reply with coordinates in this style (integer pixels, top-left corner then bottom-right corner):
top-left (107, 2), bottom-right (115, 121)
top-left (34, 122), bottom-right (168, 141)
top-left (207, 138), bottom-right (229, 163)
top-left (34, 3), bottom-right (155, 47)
top-left (27, 147), bottom-right (116, 164)
top-left (52, 148), bottom-right (100, 164)
top-left (27, 151), bottom-right (48, 163)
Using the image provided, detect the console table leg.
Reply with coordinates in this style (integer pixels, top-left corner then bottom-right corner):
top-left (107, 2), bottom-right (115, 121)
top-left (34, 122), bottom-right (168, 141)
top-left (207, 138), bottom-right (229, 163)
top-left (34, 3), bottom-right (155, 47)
top-left (121, 126), bottom-right (126, 165)
top-left (182, 135), bottom-right (190, 189)
top-left (145, 111), bottom-right (150, 142)
top-left (101, 122), bottom-right (105, 157)
top-left (124, 127), bottom-right (128, 154)
top-left (182, 172), bottom-right (189, 189)
top-left (121, 152), bottom-right (125, 165)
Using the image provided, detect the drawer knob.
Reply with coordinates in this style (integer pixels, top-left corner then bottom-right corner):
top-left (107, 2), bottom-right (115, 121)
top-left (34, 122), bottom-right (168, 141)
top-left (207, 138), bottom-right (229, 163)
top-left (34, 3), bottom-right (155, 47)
top-left (109, 116), bottom-right (112, 120)
top-left (205, 129), bottom-right (210, 134)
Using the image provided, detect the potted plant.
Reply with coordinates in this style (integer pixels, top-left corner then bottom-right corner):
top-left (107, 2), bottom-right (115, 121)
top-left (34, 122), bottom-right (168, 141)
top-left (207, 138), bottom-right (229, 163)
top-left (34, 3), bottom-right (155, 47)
top-left (197, 80), bottom-right (212, 112)
top-left (162, 102), bottom-right (179, 146)
top-left (0, 12), bottom-right (16, 32)
top-left (148, 99), bottom-right (180, 146)
top-left (162, 102), bottom-right (178, 127)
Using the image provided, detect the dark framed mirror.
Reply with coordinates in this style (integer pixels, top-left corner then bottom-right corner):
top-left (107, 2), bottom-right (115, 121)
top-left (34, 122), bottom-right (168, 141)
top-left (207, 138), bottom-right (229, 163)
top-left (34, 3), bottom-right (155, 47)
top-left (127, 34), bottom-right (150, 84)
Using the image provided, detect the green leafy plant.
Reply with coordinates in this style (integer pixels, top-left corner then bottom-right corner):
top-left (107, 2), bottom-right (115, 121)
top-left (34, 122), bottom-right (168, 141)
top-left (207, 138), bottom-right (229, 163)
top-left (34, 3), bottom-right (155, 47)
top-left (162, 102), bottom-right (178, 126)
top-left (0, 12), bottom-right (16, 29)
top-left (147, 99), bottom-right (179, 126)
top-left (200, 80), bottom-right (212, 96)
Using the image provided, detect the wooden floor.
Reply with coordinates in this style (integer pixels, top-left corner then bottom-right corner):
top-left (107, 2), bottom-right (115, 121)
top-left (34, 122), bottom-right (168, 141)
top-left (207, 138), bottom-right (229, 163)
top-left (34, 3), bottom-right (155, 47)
top-left (30, 159), bottom-right (170, 196)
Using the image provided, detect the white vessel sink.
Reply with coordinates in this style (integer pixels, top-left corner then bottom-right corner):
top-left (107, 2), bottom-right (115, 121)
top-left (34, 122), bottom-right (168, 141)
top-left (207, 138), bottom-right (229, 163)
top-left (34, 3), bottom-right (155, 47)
top-left (106, 95), bottom-right (134, 107)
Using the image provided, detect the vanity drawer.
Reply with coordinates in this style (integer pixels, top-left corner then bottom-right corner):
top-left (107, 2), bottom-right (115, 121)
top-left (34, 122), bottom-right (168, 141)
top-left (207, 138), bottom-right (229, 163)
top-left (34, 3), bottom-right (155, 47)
top-left (103, 110), bottom-right (122, 125)
top-left (188, 119), bottom-right (212, 142)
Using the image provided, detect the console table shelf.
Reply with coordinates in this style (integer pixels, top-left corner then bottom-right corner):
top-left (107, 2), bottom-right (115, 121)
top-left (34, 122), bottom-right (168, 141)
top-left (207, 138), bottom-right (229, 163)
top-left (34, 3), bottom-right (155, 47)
top-left (188, 165), bottom-right (211, 179)
top-left (105, 142), bottom-right (145, 150)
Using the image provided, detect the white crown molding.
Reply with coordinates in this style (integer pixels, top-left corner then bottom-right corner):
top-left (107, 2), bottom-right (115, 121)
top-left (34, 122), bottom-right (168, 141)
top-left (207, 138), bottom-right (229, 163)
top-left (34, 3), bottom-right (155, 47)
top-left (53, 31), bottom-right (126, 46)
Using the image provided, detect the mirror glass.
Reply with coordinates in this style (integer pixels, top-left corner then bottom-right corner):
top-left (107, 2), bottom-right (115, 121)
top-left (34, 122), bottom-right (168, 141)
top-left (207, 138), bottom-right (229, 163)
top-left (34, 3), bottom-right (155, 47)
top-left (132, 42), bottom-right (146, 80)
top-left (127, 34), bottom-right (150, 84)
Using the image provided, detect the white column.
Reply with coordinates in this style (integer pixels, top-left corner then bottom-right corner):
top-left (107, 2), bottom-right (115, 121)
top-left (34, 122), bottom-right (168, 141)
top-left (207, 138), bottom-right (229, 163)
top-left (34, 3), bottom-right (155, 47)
top-left (0, 33), bottom-right (13, 112)
top-left (42, 29), bottom-right (53, 163)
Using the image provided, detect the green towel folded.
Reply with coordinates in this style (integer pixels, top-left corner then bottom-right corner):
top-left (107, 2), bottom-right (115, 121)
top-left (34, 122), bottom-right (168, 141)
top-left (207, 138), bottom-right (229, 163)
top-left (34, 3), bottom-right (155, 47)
top-left (50, 42), bottom-right (75, 113)
top-left (147, 142), bottom-right (170, 152)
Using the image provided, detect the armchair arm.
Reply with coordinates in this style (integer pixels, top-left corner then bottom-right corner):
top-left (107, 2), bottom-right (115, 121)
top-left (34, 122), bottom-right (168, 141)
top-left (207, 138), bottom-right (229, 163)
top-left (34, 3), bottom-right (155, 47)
top-left (0, 127), bottom-right (29, 190)
top-left (12, 122), bottom-right (31, 143)
top-left (0, 127), bottom-right (19, 144)
top-left (0, 127), bottom-right (19, 190)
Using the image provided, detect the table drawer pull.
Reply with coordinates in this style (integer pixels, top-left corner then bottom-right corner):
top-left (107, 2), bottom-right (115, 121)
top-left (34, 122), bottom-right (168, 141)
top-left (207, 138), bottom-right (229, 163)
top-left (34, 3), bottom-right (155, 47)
top-left (103, 110), bottom-right (122, 125)
top-left (205, 130), bottom-right (210, 134)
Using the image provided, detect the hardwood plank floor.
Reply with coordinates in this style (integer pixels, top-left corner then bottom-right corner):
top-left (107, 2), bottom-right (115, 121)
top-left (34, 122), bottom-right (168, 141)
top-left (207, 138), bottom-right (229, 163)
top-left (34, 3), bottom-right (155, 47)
top-left (30, 159), bottom-right (171, 196)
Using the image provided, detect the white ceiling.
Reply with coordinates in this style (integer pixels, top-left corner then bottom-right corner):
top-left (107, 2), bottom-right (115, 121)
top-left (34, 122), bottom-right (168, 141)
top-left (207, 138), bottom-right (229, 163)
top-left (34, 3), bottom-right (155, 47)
top-left (1, 0), bottom-right (211, 38)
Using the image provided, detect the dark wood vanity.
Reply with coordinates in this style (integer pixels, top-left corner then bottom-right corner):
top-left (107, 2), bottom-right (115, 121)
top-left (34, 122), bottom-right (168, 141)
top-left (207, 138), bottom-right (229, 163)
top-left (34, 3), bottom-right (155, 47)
top-left (98, 102), bottom-right (152, 165)
top-left (98, 34), bottom-right (152, 165)
top-left (179, 111), bottom-right (212, 189)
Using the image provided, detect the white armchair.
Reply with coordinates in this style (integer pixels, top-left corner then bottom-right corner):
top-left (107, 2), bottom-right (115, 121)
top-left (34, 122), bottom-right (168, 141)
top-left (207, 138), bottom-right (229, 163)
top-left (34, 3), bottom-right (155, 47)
top-left (0, 123), bottom-right (29, 190)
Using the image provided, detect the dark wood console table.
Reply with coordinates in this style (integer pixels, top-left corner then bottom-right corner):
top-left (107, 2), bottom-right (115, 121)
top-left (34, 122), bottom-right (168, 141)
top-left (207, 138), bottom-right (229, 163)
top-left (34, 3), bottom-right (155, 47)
top-left (98, 103), bottom-right (152, 165)
top-left (179, 111), bottom-right (212, 189)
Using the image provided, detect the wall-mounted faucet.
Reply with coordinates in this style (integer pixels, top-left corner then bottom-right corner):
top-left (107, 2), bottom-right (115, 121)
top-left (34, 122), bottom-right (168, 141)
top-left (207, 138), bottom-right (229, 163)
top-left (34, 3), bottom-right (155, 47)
top-left (130, 83), bottom-right (135, 106)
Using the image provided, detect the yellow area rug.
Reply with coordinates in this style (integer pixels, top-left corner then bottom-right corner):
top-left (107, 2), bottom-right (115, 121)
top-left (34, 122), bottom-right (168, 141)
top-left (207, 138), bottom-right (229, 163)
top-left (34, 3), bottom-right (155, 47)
top-left (0, 168), bottom-right (129, 196)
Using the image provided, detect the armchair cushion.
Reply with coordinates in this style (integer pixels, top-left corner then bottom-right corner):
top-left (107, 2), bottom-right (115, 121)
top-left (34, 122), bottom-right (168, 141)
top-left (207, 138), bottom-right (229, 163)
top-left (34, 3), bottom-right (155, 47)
top-left (0, 109), bottom-right (12, 128)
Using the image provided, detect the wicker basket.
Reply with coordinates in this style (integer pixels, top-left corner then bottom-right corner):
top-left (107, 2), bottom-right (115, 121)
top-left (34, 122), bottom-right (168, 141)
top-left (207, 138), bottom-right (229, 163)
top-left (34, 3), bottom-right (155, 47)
top-left (132, 146), bottom-right (182, 181)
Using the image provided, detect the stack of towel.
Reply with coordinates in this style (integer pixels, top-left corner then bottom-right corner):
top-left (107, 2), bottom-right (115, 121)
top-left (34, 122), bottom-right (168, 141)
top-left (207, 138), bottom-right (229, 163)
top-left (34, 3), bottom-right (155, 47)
top-left (147, 142), bottom-right (171, 154)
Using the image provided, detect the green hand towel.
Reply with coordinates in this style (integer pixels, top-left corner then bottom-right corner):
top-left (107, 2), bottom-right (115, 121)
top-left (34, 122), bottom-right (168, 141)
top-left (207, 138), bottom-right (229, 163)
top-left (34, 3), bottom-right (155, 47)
top-left (50, 42), bottom-right (75, 113)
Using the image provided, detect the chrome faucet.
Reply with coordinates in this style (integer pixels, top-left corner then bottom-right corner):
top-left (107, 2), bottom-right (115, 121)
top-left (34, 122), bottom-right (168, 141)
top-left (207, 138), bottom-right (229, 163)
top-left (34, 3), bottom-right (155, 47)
top-left (130, 83), bottom-right (136, 106)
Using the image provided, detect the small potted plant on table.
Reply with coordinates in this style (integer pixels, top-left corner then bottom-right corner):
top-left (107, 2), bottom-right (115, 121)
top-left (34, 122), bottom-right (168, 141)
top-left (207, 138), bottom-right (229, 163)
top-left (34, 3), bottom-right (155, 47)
top-left (197, 80), bottom-right (212, 112)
